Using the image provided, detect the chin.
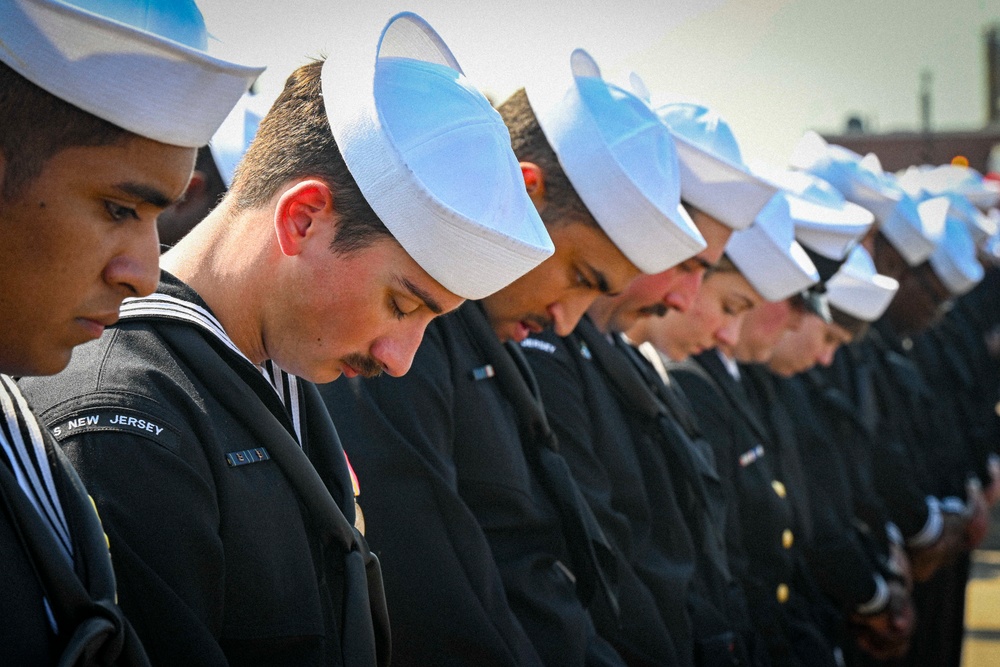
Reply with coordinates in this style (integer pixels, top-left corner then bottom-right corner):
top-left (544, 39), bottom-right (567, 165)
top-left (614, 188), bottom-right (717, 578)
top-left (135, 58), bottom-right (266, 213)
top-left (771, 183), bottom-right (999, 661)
top-left (6, 348), bottom-right (74, 378)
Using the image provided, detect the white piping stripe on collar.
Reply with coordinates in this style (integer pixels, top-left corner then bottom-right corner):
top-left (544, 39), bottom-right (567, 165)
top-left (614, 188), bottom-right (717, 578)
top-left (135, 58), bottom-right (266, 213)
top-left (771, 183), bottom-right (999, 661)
top-left (262, 360), bottom-right (302, 445)
top-left (0, 375), bottom-right (73, 564)
top-left (120, 294), bottom-right (304, 446)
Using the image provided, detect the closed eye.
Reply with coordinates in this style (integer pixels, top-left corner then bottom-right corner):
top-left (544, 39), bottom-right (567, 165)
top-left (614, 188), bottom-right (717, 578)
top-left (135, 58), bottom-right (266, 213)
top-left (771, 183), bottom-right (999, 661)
top-left (104, 200), bottom-right (139, 223)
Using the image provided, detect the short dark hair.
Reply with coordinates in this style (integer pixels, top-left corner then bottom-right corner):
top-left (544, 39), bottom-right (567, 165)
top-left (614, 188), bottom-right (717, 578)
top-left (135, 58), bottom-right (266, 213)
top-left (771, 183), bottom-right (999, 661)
top-left (0, 61), bottom-right (131, 201)
top-left (830, 306), bottom-right (869, 339)
top-left (496, 88), bottom-right (597, 229)
top-left (706, 254), bottom-right (738, 277)
top-left (229, 59), bottom-right (390, 255)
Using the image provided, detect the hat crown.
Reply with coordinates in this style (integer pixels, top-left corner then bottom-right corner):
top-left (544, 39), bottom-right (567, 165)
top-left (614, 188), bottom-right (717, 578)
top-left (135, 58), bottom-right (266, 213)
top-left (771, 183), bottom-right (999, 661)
top-left (62, 0), bottom-right (207, 49)
top-left (377, 57), bottom-right (528, 225)
top-left (526, 49), bottom-right (706, 273)
top-left (657, 103), bottom-right (743, 166)
top-left (322, 12), bottom-right (553, 300)
top-left (573, 76), bottom-right (684, 218)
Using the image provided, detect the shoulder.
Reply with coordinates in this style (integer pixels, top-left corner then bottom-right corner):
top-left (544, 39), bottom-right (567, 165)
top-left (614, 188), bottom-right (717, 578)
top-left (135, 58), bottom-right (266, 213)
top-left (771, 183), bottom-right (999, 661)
top-left (19, 322), bottom-right (207, 457)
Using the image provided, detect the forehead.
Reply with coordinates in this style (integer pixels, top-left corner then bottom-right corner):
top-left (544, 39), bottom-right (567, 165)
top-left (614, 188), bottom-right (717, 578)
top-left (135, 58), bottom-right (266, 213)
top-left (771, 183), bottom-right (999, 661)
top-left (382, 239), bottom-right (464, 314)
top-left (690, 209), bottom-right (732, 258)
top-left (554, 221), bottom-right (639, 290)
top-left (30, 137), bottom-right (196, 204)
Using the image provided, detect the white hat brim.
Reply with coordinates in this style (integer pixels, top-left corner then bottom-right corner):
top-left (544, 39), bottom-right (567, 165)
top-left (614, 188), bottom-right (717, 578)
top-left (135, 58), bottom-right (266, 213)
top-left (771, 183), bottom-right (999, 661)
top-left (726, 227), bottom-right (819, 301)
top-left (0, 0), bottom-right (264, 147)
top-left (789, 195), bottom-right (874, 259)
top-left (672, 134), bottom-right (780, 230)
top-left (827, 271), bottom-right (899, 321)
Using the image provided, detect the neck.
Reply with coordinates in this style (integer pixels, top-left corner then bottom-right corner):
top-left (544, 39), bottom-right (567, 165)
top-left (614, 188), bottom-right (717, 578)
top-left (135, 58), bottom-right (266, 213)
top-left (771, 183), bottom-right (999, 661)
top-left (160, 199), bottom-right (271, 365)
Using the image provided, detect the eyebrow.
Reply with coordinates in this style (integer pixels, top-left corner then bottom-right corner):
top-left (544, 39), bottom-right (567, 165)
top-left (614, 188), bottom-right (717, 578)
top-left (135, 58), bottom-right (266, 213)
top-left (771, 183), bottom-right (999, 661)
top-left (399, 276), bottom-right (444, 315)
top-left (583, 263), bottom-right (613, 295)
top-left (690, 256), bottom-right (716, 272)
top-left (113, 181), bottom-right (174, 209)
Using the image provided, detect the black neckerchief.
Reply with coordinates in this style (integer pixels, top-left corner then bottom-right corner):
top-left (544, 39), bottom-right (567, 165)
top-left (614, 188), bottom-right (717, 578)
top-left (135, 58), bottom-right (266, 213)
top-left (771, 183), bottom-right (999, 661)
top-left (454, 303), bottom-right (620, 618)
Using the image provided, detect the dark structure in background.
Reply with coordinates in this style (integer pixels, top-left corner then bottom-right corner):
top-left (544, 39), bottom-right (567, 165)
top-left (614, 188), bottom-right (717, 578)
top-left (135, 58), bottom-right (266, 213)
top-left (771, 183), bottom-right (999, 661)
top-left (823, 23), bottom-right (1000, 175)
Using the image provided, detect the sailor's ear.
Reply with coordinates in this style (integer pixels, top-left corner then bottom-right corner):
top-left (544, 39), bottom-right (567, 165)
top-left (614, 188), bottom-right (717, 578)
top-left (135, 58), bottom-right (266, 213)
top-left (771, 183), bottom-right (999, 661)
top-left (520, 161), bottom-right (546, 208)
top-left (273, 179), bottom-right (335, 256)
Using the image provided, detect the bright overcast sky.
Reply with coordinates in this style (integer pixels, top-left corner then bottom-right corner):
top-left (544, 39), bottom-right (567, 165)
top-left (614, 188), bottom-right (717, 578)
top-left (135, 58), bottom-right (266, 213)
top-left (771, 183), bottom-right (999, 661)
top-left (201, 0), bottom-right (999, 165)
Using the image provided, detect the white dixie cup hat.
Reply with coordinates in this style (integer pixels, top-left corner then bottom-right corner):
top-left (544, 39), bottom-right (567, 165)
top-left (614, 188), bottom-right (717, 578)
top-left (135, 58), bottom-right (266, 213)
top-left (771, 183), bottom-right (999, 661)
top-left (826, 246), bottom-right (899, 322)
top-left (928, 214), bottom-right (984, 297)
top-left (751, 165), bottom-right (874, 263)
top-left (897, 168), bottom-right (999, 247)
top-left (656, 102), bottom-right (781, 231)
top-left (322, 12), bottom-right (554, 301)
top-left (790, 131), bottom-right (939, 266)
top-left (898, 163), bottom-right (1000, 212)
top-left (0, 0), bottom-right (264, 147)
top-left (526, 49), bottom-right (706, 274)
top-left (725, 193), bottom-right (820, 302)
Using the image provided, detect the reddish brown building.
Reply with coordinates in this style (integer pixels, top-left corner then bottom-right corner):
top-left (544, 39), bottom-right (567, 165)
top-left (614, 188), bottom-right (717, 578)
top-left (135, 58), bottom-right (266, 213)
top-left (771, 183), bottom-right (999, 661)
top-left (821, 127), bottom-right (1000, 175)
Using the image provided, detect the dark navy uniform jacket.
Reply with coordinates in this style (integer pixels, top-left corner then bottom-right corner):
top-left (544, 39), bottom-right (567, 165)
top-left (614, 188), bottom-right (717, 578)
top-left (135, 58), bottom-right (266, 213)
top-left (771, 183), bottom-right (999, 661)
top-left (21, 274), bottom-right (388, 667)
top-left (523, 318), bottom-right (754, 667)
top-left (1, 376), bottom-right (149, 666)
top-left (779, 371), bottom-right (897, 615)
top-left (672, 353), bottom-right (837, 667)
top-left (321, 301), bottom-right (622, 667)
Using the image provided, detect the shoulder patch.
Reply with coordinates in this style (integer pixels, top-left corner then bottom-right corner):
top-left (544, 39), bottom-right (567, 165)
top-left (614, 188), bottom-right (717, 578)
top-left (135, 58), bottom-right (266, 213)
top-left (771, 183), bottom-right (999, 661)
top-left (49, 407), bottom-right (180, 451)
top-left (520, 337), bottom-right (557, 354)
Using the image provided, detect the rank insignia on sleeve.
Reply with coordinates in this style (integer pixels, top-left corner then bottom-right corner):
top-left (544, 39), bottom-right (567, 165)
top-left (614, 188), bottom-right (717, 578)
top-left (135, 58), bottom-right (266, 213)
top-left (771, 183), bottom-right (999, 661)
top-left (225, 447), bottom-right (271, 467)
top-left (739, 444), bottom-right (765, 467)
top-left (471, 364), bottom-right (496, 381)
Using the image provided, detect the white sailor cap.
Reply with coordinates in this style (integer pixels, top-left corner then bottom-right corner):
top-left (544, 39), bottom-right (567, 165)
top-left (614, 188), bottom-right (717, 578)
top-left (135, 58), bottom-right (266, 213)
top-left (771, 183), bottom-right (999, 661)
top-left (826, 246), bottom-right (899, 322)
top-left (725, 195), bottom-right (820, 302)
top-left (0, 0), bottom-right (264, 147)
top-left (939, 193), bottom-right (995, 248)
top-left (899, 164), bottom-right (1000, 212)
top-left (323, 13), bottom-right (554, 301)
top-left (526, 51), bottom-right (706, 274)
top-left (928, 214), bottom-right (984, 296)
top-left (879, 195), bottom-right (947, 267)
top-left (655, 103), bottom-right (780, 231)
top-left (790, 132), bottom-right (898, 217)
top-left (209, 92), bottom-right (274, 188)
top-left (789, 132), bottom-right (938, 264)
top-left (753, 163), bottom-right (874, 261)
top-left (982, 209), bottom-right (1000, 267)
top-left (793, 132), bottom-right (942, 266)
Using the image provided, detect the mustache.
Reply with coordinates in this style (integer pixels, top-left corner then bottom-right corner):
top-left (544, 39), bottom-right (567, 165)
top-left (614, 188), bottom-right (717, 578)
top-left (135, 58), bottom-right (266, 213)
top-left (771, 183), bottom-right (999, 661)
top-left (637, 303), bottom-right (668, 318)
top-left (343, 353), bottom-right (385, 379)
top-left (523, 314), bottom-right (554, 330)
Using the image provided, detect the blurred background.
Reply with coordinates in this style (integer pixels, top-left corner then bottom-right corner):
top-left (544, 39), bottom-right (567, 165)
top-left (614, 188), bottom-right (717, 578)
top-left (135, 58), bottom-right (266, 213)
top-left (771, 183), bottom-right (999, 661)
top-left (201, 0), bottom-right (1000, 171)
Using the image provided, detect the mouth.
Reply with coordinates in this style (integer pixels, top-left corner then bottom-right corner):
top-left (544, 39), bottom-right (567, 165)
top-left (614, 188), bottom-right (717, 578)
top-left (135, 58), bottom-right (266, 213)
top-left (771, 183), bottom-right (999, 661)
top-left (77, 313), bottom-right (119, 339)
top-left (511, 317), bottom-right (548, 343)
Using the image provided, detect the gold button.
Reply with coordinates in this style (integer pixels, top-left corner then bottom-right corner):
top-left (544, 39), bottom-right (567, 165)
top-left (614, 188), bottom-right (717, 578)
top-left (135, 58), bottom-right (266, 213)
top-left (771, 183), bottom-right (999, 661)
top-left (782, 529), bottom-right (794, 549)
top-left (771, 480), bottom-right (787, 498)
top-left (776, 583), bottom-right (789, 604)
